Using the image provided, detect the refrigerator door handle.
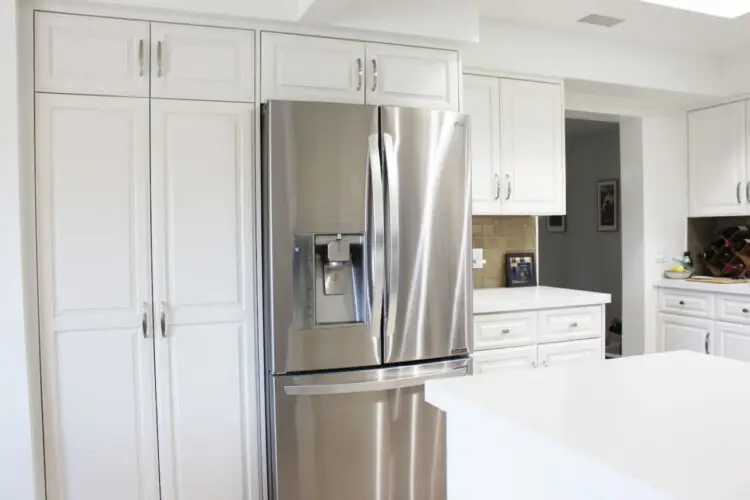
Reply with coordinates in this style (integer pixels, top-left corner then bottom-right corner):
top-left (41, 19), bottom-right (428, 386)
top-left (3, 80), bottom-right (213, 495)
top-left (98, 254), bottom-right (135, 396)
top-left (283, 367), bottom-right (468, 396)
top-left (368, 134), bottom-right (386, 334)
top-left (382, 132), bottom-right (400, 341)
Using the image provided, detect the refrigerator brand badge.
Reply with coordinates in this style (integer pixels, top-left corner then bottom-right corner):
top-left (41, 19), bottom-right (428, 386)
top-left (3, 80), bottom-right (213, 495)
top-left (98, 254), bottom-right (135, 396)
top-left (451, 348), bottom-right (469, 355)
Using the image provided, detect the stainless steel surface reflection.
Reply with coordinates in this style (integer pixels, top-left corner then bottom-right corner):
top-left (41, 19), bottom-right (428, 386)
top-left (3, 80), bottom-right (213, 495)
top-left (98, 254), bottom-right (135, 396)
top-left (271, 358), bottom-right (470, 500)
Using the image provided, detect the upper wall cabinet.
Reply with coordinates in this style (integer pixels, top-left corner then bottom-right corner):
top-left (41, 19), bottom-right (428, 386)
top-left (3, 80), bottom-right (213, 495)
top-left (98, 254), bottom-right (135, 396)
top-left (36, 12), bottom-right (150, 97)
top-left (364, 42), bottom-right (459, 111)
top-left (261, 32), bottom-right (460, 111)
top-left (151, 23), bottom-right (254, 102)
top-left (688, 101), bottom-right (748, 217)
top-left (36, 13), bottom-right (255, 102)
top-left (261, 33), bottom-right (366, 104)
top-left (464, 74), bottom-right (565, 216)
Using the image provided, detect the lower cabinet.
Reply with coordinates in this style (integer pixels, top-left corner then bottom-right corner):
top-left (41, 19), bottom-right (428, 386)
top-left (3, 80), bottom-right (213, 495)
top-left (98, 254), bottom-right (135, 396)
top-left (659, 313), bottom-right (713, 355)
top-left (473, 340), bottom-right (603, 375)
top-left (715, 321), bottom-right (750, 362)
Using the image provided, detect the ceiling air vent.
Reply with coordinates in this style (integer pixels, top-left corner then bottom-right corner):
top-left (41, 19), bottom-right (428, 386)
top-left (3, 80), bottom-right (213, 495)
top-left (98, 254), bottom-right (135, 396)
top-left (578, 14), bottom-right (625, 27)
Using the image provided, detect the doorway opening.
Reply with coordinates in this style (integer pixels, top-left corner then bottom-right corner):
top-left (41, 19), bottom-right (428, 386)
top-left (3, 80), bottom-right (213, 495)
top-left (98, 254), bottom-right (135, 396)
top-left (538, 116), bottom-right (623, 357)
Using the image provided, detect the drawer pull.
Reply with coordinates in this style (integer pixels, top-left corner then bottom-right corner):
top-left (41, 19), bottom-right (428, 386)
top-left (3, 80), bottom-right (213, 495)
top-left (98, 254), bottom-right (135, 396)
top-left (501, 328), bottom-right (510, 334)
top-left (569, 322), bottom-right (578, 328)
top-left (743, 308), bottom-right (749, 314)
top-left (678, 301), bottom-right (686, 306)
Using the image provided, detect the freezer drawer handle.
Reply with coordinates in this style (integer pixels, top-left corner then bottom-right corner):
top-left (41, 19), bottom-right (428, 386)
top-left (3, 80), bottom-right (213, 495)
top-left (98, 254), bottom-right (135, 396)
top-left (283, 367), bottom-right (468, 396)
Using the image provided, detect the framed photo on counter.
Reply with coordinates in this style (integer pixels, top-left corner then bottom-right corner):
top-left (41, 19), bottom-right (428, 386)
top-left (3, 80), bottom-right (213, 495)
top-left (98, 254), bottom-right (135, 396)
top-left (505, 252), bottom-right (537, 288)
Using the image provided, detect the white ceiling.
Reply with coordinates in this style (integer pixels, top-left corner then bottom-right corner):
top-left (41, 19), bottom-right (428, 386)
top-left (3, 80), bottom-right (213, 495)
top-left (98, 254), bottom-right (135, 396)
top-left (477, 0), bottom-right (750, 55)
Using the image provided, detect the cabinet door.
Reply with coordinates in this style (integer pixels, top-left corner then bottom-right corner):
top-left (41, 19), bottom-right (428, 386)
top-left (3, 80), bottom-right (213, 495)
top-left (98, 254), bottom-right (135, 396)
top-left (473, 346), bottom-right (538, 375)
top-left (35, 12), bottom-right (150, 97)
top-left (659, 313), bottom-right (714, 355)
top-left (151, 100), bottom-right (258, 500)
top-left (464, 75), bottom-right (502, 215)
top-left (688, 102), bottom-right (747, 217)
top-left (261, 32), bottom-right (365, 104)
top-left (537, 339), bottom-right (603, 368)
top-left (716, 321), bottom-right (750, 362)
top-left (365, 43), bottom-right (459, 111)
top-left (151, 23), bottom-right (255, 102)
top-left (499, 79), bottom-right (565, 215)
top-left (36, 94), bottom-right (158, 500)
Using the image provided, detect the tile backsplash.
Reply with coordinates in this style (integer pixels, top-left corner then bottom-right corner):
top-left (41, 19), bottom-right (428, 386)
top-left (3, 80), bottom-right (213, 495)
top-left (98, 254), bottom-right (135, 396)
top-left (472, 216), bottom-right (537, 289)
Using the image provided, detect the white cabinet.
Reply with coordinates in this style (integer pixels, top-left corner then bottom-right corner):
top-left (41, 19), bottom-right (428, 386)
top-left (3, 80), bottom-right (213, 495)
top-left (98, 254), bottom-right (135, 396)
top-left (151, 100), bottom-right (256, 500)
top-left (474, 311), bottom-right (537, 350)
top-left (464, 75), bottom-right (565, 216)
top-left (473, 346), bottom-right (537, 374)
top-left (499, 79), bottom-right (565, 215)
top-left (35, 12), bottom-right (150, 97)
top-left (537, 306), bottom-right (603, 344)
top-left (716, 321), bottom-right (750, 362)
top-left (260, 32), bottom-right (460, 110)
top-left (464, 75), bottom-right (502, 215)
top-left (688, 101), bottom-right (747, 217)
top-left (365, 43), bottom-right (459, 111)
top-left (538, 339), bottom-right (603, 367)
top-left (151, 23), bottom-right (254, 102)
top-left (658, 313), bottom-right (713, 355)
top-left (36, 93), bottom-right (159, 500)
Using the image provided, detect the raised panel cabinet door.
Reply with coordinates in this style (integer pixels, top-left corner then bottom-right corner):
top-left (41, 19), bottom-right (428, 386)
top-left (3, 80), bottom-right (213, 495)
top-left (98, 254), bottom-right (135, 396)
top-left (35, 12), bottom-right (150, 97)
top-left (464, 74), bottom-right (502, 215)
top-left (150, 100), bottom-right (259, 500)
top-left (151, 23), bottom-right (255, 102)
top-left (499, 79), bottom-right (565, 215)
top-left (688, 102), bottom-right (747, 217)
top-left (715, 321), bottom-right (750, 362)
top-left (658, 313), bottom-right (714, 355)
top-left (472, 346), bottom-right (538, 375)
top-left (537, 339), bottom-right (603, 368)
top-left (261, 32), bottom-right (365, 104)
top-left (35, 94), bottom-right (158, 500)
top-left (365, 42), bottom-right (459, 111)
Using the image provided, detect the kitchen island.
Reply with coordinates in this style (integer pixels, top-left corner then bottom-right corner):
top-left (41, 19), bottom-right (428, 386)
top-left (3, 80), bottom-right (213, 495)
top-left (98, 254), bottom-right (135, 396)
top-left (426, 351), bottom-right (750, 500)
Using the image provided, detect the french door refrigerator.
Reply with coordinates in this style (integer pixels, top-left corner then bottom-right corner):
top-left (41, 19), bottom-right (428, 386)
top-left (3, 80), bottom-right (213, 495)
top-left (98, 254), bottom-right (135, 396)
top-left (262, 100), bottom-right (472, 500)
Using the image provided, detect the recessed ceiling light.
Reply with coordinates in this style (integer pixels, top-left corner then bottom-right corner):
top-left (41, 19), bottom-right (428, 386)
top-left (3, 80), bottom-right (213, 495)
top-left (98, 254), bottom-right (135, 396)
top-left (641, 0), bottom-right (750, 18)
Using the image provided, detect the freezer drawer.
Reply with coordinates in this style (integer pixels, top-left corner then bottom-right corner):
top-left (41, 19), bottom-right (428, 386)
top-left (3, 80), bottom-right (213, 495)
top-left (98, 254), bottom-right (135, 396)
top-left (268, 358), bottom-right (470, 500)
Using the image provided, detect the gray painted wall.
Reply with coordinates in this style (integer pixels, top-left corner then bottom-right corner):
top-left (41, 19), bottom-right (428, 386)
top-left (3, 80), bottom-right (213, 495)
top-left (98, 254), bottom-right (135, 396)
top-left (539, 121), bottom-right (622, 327)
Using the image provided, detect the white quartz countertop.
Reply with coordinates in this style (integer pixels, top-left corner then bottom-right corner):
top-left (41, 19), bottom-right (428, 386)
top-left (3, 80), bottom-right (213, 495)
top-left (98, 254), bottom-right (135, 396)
top-left (426, 352), bottom-right (750, 500)
top-left (473, 286), bottom-right (610, 314)
top-left (657, 278), bottom-right (750, 295)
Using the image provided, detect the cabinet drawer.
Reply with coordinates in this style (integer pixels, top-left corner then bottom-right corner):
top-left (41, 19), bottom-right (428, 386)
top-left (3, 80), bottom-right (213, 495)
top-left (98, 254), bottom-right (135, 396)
top-left (538, 306), bottom-right (602, 344)
top-left (716, 295), bottom-right (750, 324)
top-left (474, 312), bottom-right (537, 351)
top-left (658, 289), bottom-right (714, 318)
top-left (472, 346), bottom-right (537, 375)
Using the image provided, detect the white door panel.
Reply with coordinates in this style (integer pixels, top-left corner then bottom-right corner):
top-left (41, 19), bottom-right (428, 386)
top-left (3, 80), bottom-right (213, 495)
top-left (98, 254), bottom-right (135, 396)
top-left (151, 23), bottom-right (255, 102)
top-left (715, 321), bottom-right (750, 362)
top-left (151, 99), bottom-right (257, 500)
top-left (537, 339), bottom-right (603, 367)
top-left (659, 313), bottom-right (714, 355)
top-left (36, 93), bottom-right (158, 500)
top-left (35, 12), bottom-right (150, 97)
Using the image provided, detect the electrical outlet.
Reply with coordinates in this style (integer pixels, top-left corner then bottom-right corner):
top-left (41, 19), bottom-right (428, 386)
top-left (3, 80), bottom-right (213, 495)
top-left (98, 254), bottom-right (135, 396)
top-left (472, 248), bottom-right (486, 269)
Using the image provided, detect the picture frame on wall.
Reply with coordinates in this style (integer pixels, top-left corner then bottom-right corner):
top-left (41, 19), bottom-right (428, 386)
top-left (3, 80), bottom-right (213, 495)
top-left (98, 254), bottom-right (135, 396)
top-left (546, 215), bottom-right (566, 233)
top-left (505, 252), bottom-right (537, 288)
top-left (597, 179), bottom-right (618, 232)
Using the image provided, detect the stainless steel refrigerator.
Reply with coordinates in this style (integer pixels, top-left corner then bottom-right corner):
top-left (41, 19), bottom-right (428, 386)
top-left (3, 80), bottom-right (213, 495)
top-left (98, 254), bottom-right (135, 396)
top-left (262, 100), bottom-right (472, 500)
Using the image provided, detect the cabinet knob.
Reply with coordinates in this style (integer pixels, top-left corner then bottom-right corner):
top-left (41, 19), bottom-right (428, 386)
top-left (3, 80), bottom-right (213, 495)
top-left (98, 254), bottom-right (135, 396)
top-left (569, 322), bottom-right (578, 328)
top-left (743, 308), bottom-right (749, 313)
top-left (679, 301), bottom-right (686, 306)
top-left (501, 328), bottom-right (510, 334)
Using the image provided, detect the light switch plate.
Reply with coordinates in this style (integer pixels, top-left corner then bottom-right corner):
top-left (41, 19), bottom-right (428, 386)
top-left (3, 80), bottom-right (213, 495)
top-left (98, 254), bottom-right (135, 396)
top-left (472, 248), bottom-right (486, 269)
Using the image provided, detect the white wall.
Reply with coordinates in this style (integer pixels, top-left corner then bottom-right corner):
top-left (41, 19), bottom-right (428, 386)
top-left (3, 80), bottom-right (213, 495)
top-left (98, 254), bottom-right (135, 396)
top-left (539, 123), bottom-right (622, 327)
top-left (566, 93), bottom-right (689, 356)
top-left (0, 1), bottom-right (39, 499)
top-left (465, 18), bottom-right (729, 98)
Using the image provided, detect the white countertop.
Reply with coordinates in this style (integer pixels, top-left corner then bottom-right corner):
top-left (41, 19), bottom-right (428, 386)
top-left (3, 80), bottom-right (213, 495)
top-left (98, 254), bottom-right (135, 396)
top-left (657, 278), bottom-right (750, 296)
top-left (427, 352), bottom-right (750, 500)
top-left (473, 286), bottom-right (611, 314)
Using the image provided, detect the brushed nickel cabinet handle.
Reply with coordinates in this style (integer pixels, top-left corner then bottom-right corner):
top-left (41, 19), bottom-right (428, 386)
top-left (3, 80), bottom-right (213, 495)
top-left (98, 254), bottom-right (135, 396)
top-left (495, 174), bottom-right (501, 200)
top-left (743, 308), bottom-right (749, 313)
top-left (738, 182), bottom-right (742, 204)
top-left (746, 182), bottom-right (749, 204)
top-left (505, 174), bottom-right (512, 201)
top-left (501, 328), bottom-right (510, 334)
top-left (157, 40), bottom-right (164, 78)
top-left (705, 332), bottom-right (710, 354)
top-left (160, 301), bottom-right (167, 338)
top-left (371, 59), bottom-right (378, 92)
top-left (356, 58), bottom-right (364, 91)
top-left (570, 322), bottom-right (578, 328)
top-left (138, 39), bottom-right (145, 77)
top-left (141, 302), bottom-right (149, 339)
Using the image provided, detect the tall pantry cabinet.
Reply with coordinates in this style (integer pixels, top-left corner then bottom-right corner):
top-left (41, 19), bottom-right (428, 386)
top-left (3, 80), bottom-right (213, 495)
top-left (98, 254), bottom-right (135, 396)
top-left (34, 12), bottom-right (258, 500)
